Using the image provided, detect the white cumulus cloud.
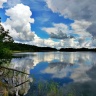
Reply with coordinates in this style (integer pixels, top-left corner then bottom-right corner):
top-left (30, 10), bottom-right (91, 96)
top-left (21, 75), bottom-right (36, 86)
top-left (28, 34), bottom-right (60, 48)
top-left (71, 20), bottom-right (92, 36)
top-left (3, 4), bottom-right (35, 42)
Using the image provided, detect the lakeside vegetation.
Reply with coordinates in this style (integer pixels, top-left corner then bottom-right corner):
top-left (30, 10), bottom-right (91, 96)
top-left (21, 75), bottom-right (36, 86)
top-left (0, 19), bottom-right (14, 58)
top-left (4, 42), bottom-right (57, 52)
top-left (0, 66), bottom-right (30, 96)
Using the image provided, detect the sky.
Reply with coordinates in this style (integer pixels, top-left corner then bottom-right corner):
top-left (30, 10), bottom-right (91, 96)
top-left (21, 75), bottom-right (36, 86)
top-left (0, 0), bottom-right (96, 48)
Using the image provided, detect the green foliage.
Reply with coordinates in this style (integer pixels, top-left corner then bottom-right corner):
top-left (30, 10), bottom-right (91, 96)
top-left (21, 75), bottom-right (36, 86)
top-left (0, 47), bottom-right (12, 58)
top-left (26, 80), bottom-right (79, 96)
top-left (68, 92), bottom-right (75, 96)
top-left (0, 18), bottom-right (13, 58)
top-left (28, 81), bottom-right (61, 96)
top-left (47, 82), bottom-right (58, 95)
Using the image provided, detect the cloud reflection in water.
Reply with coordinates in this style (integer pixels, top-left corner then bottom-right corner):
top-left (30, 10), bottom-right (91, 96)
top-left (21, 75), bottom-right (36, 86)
top-left (10, 52), bottom-right (96, 84)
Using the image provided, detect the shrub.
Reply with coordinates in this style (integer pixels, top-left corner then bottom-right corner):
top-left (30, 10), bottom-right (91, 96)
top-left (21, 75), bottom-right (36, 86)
top-left (0, 47), bottom-right (12, 58)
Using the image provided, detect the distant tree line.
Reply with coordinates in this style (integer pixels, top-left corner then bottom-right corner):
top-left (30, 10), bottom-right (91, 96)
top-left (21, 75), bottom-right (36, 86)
top-left (4, 42), bottom-right (57, 52)
top-left (59, 48), bottom-right (96, 52)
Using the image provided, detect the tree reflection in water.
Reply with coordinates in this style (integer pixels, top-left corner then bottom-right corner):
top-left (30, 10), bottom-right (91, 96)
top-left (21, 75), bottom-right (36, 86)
top-left (0, 59), bottom-right (31, 96)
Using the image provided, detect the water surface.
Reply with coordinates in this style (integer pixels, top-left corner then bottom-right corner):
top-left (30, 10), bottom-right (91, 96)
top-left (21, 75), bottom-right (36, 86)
top-left (0, 52), bottom-right (96, 96)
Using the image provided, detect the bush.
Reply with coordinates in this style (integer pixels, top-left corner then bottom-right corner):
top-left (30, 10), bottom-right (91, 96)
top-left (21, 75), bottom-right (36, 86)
top-left (0, 47), bottom-right (12, 58)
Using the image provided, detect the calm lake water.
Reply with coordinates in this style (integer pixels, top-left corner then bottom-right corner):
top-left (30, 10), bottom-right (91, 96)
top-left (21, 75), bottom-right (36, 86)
top-left (0, 52), bottom-right (96, 96)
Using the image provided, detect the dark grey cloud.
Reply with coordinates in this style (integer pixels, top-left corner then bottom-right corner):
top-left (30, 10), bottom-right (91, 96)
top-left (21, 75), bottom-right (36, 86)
top-left (46, 0), bottom-right (96, 21)
top-left (87, 23), bottom-right (96, 38)
top-left (50, 30), bottom-right (74, 39)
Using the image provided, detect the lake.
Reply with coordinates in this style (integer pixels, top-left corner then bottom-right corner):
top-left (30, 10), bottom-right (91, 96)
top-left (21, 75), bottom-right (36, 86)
top-left (0, 52), bottom-right (96, 96)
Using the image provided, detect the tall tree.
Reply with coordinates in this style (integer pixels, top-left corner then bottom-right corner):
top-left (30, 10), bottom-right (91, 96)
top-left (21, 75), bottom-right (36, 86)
top-left (0, 17), bottom-right (14, 58)
top-left (0, 17), bottom-right (14, 43)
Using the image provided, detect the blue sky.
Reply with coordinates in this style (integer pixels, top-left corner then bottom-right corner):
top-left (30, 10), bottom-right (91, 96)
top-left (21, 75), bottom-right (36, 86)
top-left (0, 0), bottom-right (96, 48)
